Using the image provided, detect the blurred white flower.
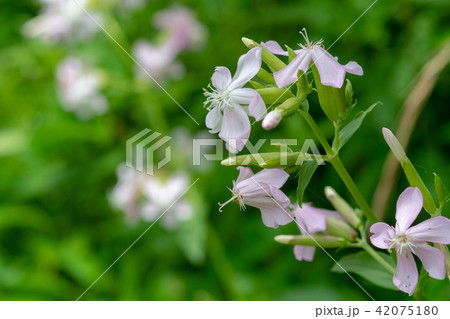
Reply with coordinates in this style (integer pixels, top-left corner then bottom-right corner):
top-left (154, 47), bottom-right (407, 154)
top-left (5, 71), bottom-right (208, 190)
top-left (132, 39), bottom-right (185, 83)
top-left (56, 57), bottom-right (109, 120)
top-left (22, 0), bottom-right (100, 43)
top-left (109, 165), bottom-right (193, 229)
top-left (132, 4), bottom-right (207, 83)
top-left (153, 4), bottom-right (208, 53)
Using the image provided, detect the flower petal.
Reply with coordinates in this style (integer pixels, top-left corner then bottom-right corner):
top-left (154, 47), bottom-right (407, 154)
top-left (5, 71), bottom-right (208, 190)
top-left (205, 106), bottom-right (222, 134)
top-left (211, 66), bottom-right (232, 90)
top-left (261, 40), bottom-right (288, 56)
top-left (250, 168), bottom-right (289, 188)
top-left (229, 47), bottom-right (262, 90)
top-left (230, 88), bottom-right (266, 121)
top-left (294, 245), bottom-right (316, 262)
top-left (235, 166), bottom-right (254, 185)
top-left (344, 61), bottom-right (363, 76)
top-left (393, 249), bottom-right (418, 296)
top-left (293, 204), bottom-right (327, 234)
top-left (273, 50), bottom-right (310, 88)
top-left (259, 203), bottom-right (293, 228)
top-left (370, 222), bottom-right (395, 249)
top-left (395, 187), bottom-right (423, 233)
top-left (311, 46), bottom-right (346, 88)
top-left (218, 105), bottom-right (250, 153)
top-left (407, 216), bottom-right (450, 244)
top-left (414, 243), bottom-right (446, 280)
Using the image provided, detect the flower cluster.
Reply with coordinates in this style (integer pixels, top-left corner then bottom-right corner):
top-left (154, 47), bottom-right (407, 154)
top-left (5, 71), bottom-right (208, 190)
top-left (110, 164), bottom-right (193, 230)
top-left (206, 29), bottom-right (450, 298)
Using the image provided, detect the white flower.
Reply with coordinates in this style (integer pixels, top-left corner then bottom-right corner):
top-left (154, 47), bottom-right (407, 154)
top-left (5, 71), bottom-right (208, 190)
top-left (204, 47), bottom-right (266, 153)
top-left (370, 187), bottom-right (450, 296)
top-left (132, 39), bottom-right (185, 83)
top-left (153, 4), bottom-right (207, 53)
top-left (22, 0), bottom-right (100, 43)
top-left (109, 165), bottom-right (193, 230)
top-left (141, 173), bottom-right (193, 230)
top-left (56, 57), bottom-right (108, 120)
top-left (219, 167), bottom-right (292, 228)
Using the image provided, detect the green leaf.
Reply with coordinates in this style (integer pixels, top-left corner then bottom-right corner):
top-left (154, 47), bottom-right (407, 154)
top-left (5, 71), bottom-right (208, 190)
top-left (434, 173), bottom-right (446, 205)
top-left (296, 160), bottom-right (319, 206)
top-left (336, 102), bottom-right (381, 150)
top-left (331, 251), bottom-right (396, 290)
top-left (286, 46), bottom-right (297, 62)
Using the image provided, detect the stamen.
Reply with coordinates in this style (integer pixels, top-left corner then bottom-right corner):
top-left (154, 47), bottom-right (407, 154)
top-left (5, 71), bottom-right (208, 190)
top-left (218, 195), bottom-right (237, 212)
top-left (298, 28), bottom-right (325, 49)
top-left (218, 187), bottom-right (246, 212)
top-left (203, 85), bottom-right (233, 111)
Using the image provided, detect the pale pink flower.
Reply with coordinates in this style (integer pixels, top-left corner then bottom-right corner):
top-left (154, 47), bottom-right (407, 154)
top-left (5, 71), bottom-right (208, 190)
top-left (219, 167), bottom-right (292, 228)
top-left (291, 204), bottom-right (343, 261)
top-left (22, 0), bottom-right (100, 43)
top-left (56, 57), bottom-right (108, 120)
top-left (204, 47), bottom-right (266, 153)
top-left (262, 29), bottom-right (363, 88)
top-left (370, 187), bottom-right (450, 296)
top-left (132, 39), bottom-right (185, 83)
top-left (153, 4), bottom-right (207, 53)
top-left (109, 165), bottom-right (193, 229)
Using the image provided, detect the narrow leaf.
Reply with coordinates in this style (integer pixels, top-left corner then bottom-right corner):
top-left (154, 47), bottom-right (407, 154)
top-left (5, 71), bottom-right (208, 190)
top-left (434, 173), bottom-right (446, 205)
top-left (297, 160), bottom-right (319, 206)
top-left (337, 102), bottom-right (381, 150)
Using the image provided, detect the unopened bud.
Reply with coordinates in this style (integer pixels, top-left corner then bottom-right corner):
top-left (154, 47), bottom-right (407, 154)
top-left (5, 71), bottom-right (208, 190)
top-left (382, 127), bottom-right (407, 164)
top-left (241, 37), bottom-right (286, 72)
top-left (325, 186), bottom-right (361, 228)
top-left (344, 79), bottom-right (354, 109)
top-left (256, 87), bottom-right (294, 105)
top-left (326, 217), bottom-right (358, 241)
top-left (274, 235), bottom-right (347, 248)
top-left (221, 152), bottom-right (319, 168)
top-left (262, 110), bottom-right (282, 130)
top-left (382, 128), bottom-right (437, 215)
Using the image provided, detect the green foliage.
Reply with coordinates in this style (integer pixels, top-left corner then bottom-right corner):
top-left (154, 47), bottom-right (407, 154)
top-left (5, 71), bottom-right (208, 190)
top-left (331, 251), bottom-right (397, 291)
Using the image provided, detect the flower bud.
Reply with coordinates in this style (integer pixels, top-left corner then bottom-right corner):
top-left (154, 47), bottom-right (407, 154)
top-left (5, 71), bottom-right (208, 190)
top-left (382, 127), bottom-right (407, 164)
top-left (221, 152), bottom-right (319, 168)
top-left (382, 128), bottom-right (438, 215)
top-left (325, 186), bottom-right (361, 228)
top-left (256, 87), bottom-right (294, 105)
top-left (242, 37), bottom-right (286, 72)
top-left (274, 235), bottom-right (347, 248)
top-left (344, 79), bottom-right (354, 109)
top-left (325, 216), bottom-right (358, 241)
top-left (262, 110), bottom-right (282, 130)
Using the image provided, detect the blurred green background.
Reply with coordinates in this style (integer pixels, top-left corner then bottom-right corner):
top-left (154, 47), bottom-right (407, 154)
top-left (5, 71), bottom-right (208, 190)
top-left (0, 0), bottom-right (449, 300)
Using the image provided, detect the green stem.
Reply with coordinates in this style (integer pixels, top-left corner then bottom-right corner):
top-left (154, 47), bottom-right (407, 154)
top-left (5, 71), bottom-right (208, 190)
top-left (330, 156), bottom-right (378, 224)
top-left (298, 109), bottom-right (378, 224)
top-left (360, 242), bottom-right (396, 275)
